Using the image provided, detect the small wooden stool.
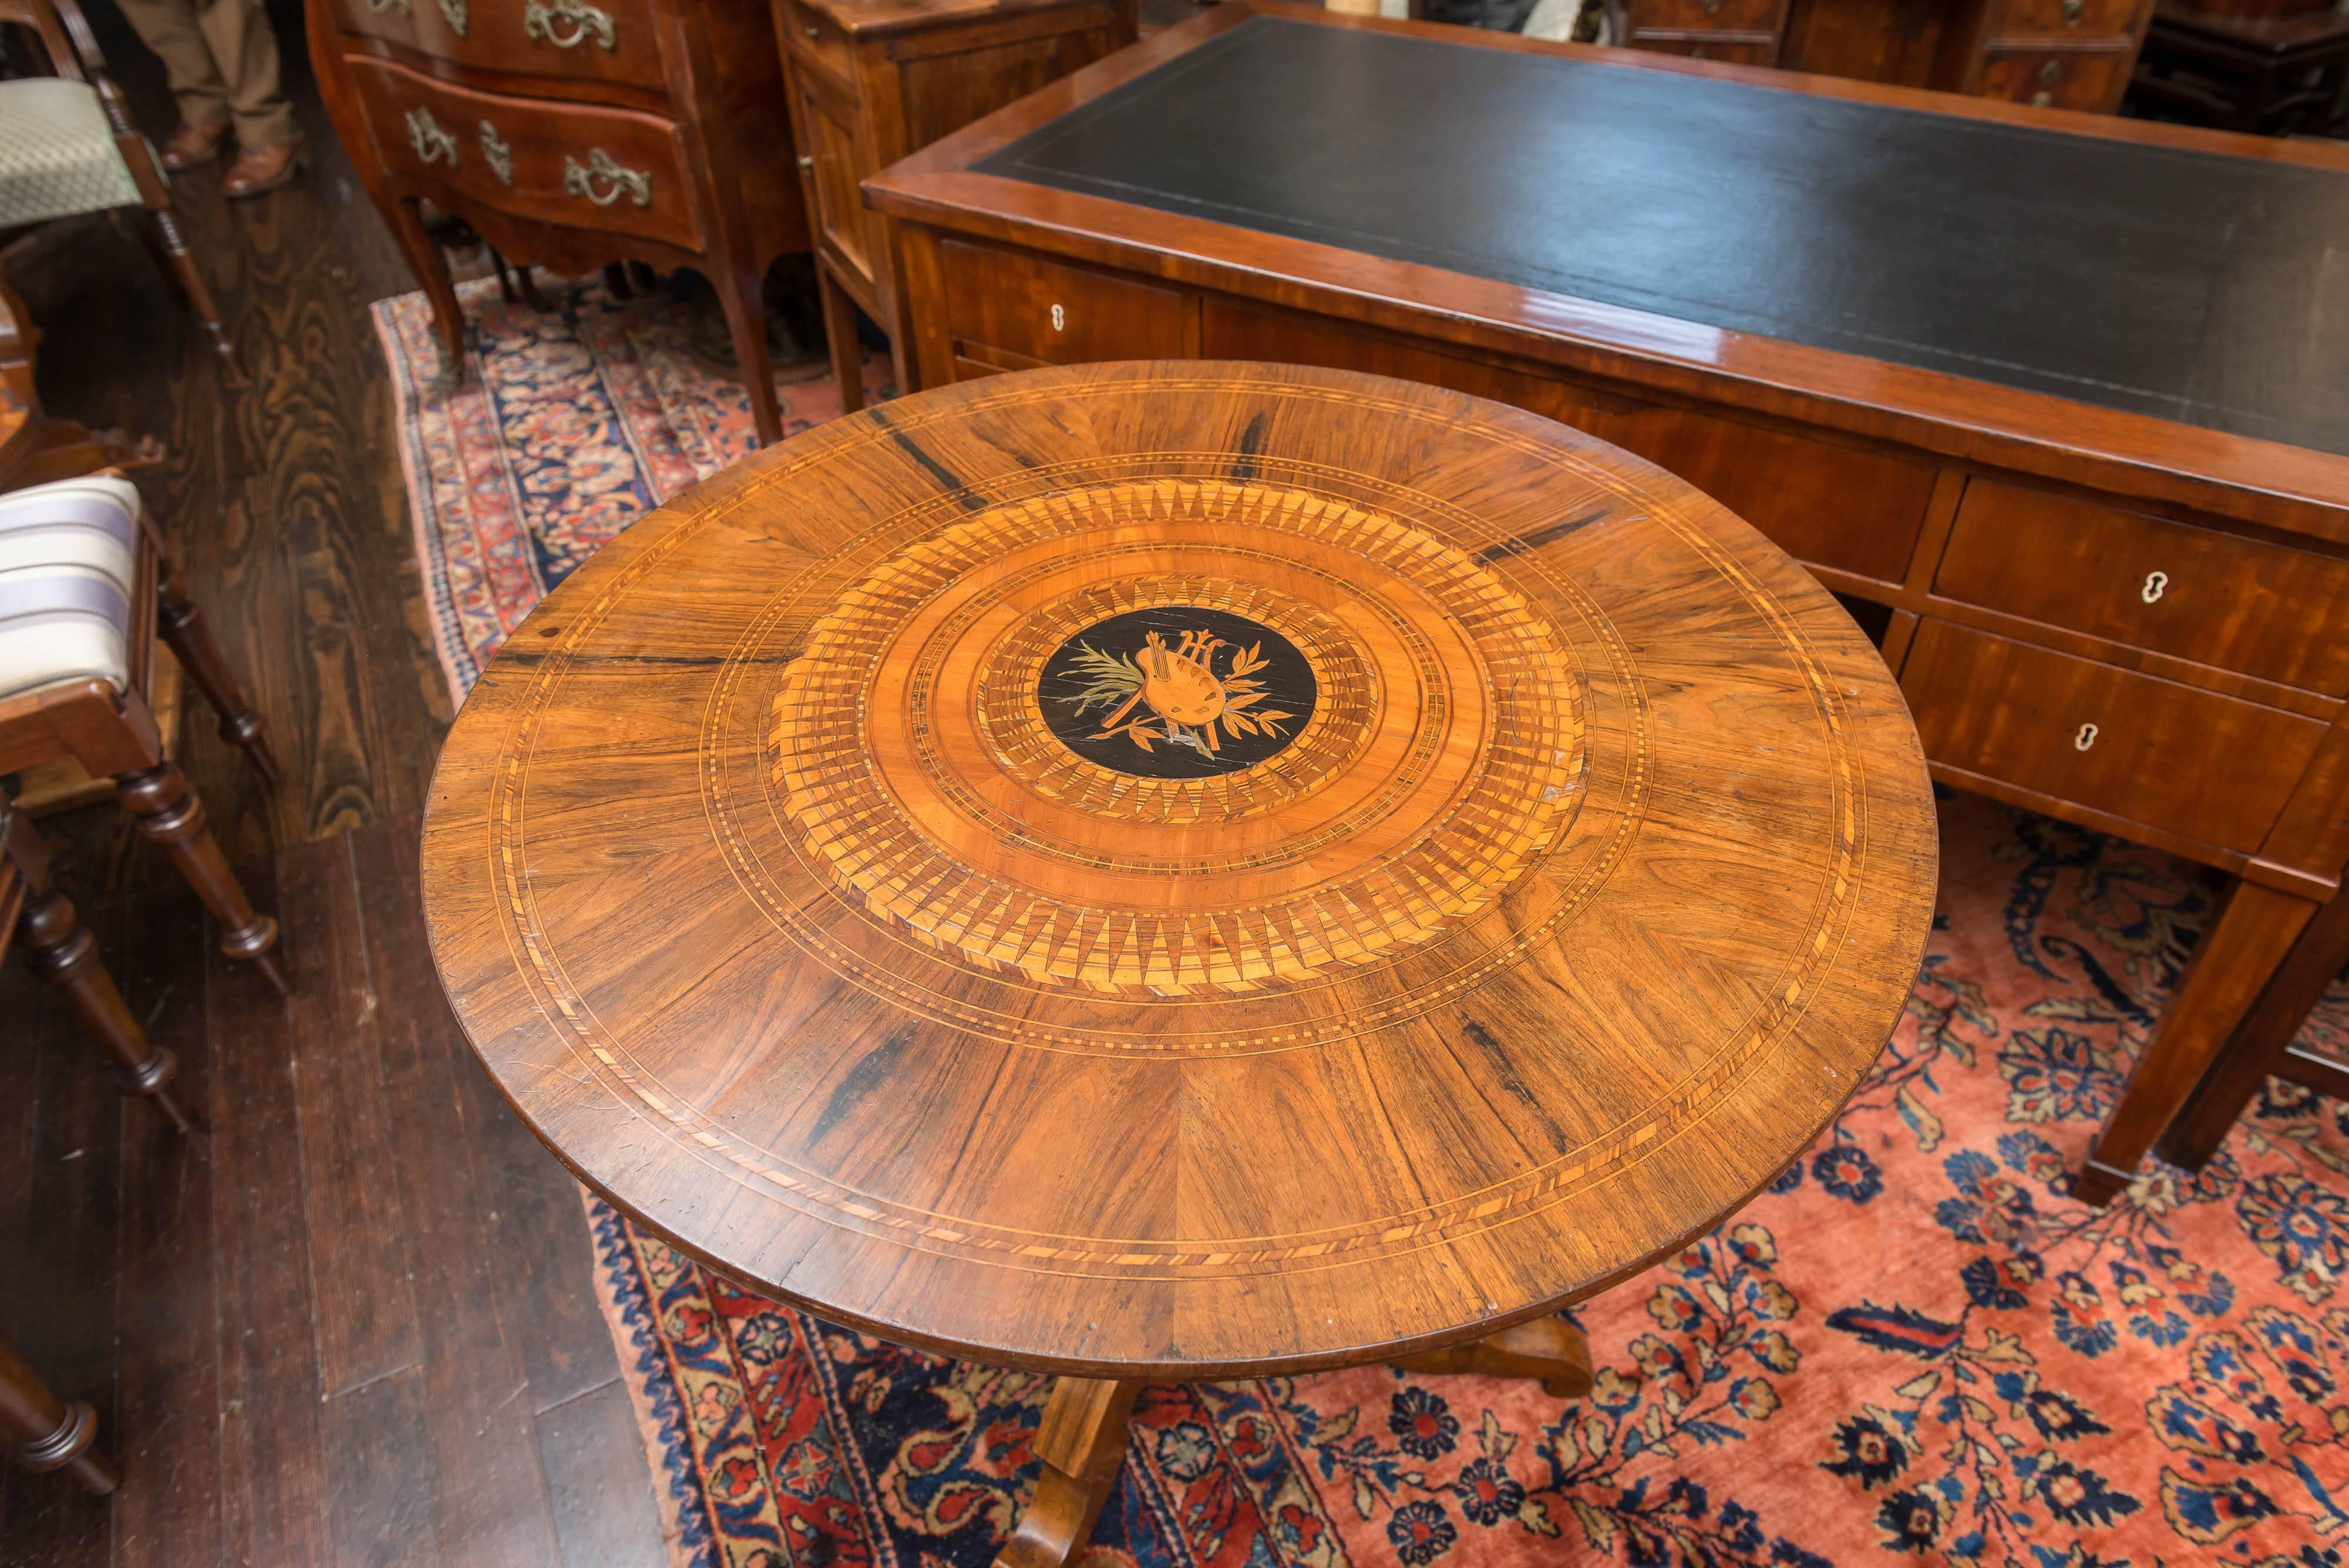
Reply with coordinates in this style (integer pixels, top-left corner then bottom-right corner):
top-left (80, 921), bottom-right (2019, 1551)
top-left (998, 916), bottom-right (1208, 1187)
top-left (0, 475), bottom-right (286, 992)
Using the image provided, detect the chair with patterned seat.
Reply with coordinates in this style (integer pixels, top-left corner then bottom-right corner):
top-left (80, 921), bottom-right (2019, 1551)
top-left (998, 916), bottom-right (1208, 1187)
top-left (0, 0), bottom-right (243, 386)
top-left (0, 472), bottom-right (285, 991)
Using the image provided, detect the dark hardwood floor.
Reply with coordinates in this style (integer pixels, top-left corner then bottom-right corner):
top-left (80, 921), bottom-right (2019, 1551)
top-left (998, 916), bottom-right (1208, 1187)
top-left (0, 820), bottom-right (674, 1567)
top-left (2, 3), bottom-right (672, 1562)
top-left (11, 0), bottom-right (454, 879)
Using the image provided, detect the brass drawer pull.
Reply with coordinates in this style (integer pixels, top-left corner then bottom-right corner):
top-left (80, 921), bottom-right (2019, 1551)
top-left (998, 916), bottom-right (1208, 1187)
top-left (480, 120), bottom-right (512, 185)
top-left (407, 107), bottom-right (458, 166)
top-left (2031, 90), bottom-right (2053, 106)
top-left (2038, 58), bottom-right (2062, 84)
top-left (565, 147), bottom-right (651, 207)
top-left (440, 0), bottom-right (467, 32)
top-left (1700, 0), bottom-right (1723, 13)
top-left (1049, 302), bottom-right (1066, 332)
top-left (2140, 569), bottom-right (2168, 603)
top-left (2074, 721), bottom-right (2099, 751)
top-left (524, 0), bottom-right (617, 49)
top-left (365, 0), bottom-right (413, 14)
top-left (2061, 0), bottom-right (2083, 22)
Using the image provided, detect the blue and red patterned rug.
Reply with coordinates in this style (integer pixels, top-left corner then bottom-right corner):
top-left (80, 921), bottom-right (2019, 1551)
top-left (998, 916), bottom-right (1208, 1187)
top-left (381, 290), bottom-right (2349, 1568)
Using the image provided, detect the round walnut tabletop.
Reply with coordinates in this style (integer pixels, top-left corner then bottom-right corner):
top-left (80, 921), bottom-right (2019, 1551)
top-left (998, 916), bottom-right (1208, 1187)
top-left (421, 361), bottom-right (1937, 1388)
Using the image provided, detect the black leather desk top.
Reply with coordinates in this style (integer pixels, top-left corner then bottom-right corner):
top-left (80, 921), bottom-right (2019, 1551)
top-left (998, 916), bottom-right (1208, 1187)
top-left (977, 18), bottom-right (2349, 458)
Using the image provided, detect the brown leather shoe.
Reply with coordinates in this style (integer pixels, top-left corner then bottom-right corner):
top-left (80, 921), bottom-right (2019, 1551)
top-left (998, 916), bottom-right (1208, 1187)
top-left (223, 140), bottom-right (300, 199)
top-left (159, 122), bottom-right (228, 172)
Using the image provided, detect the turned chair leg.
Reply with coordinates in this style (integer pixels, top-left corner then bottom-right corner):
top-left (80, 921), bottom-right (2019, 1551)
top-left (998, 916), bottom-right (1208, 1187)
top-left (0, 1335), bottom-right (118, 1496)
top-left (112, 762), bottom-right (288, 995)
top-left (17, 884), bottom-right (192, 1132)
top-left (152, 549), bottom-right (277, 788)
top-left (136, 204), bottom-right (245, 393)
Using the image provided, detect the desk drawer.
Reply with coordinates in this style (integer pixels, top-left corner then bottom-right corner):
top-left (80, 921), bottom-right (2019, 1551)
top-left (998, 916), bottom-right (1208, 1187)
top-left (349, 58), bottom-right (701, 250)
top-left (1902, 620), bottom-right (2325, 853)
top-left (1627, 0), bottom-right (1782, 33)
top-left (1630, 37), bottom-right (1778, 63)
top-left (1977, 46), bottom-right (2131, 109)
top-left (1998, 0), bottom-right (2139, 39)
top-left (941, 240), bottom-right (1192, 367)
top-left (330, 0), bottom-right (668, 95)
top-left (780, 0), bottom-right (857, 91)
top-left (1936, 479), bottom-right (2349, 694)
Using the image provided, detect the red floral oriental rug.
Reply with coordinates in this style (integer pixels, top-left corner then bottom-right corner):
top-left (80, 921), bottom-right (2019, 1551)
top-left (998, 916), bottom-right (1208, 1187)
top-left (374, 298), bottom-right (2349, 1567)
top-left (577, 793), bottom-right (2349, 1568)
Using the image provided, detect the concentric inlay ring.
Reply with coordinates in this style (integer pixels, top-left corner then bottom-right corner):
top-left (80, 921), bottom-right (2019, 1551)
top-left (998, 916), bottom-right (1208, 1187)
top-left (766, 478), bottom-right (1591, 997)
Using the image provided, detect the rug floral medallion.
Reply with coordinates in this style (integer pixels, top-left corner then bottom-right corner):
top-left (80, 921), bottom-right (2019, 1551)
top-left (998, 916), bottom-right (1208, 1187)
top-left (381, 282), bottom-right (2349, 1568)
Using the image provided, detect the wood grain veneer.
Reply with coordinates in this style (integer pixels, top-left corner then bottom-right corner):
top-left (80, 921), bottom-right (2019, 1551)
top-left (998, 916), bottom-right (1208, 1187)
top-left (419, 361), bottom-right (1939, 1381)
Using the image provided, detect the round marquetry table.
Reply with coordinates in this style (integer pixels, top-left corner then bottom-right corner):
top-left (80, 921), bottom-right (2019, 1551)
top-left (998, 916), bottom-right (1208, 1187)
top-left (421, 362), bottom-right (1938, 1568)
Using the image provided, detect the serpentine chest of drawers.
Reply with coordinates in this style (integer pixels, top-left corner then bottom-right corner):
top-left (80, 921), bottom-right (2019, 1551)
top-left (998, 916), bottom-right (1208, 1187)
top-left (308, 0), bottom-right (810, 442)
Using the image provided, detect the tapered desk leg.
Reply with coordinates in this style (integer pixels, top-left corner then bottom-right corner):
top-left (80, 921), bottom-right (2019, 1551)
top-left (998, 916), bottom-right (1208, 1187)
top-left (2078, 879), bottom-right (2317, 1207)
top-left (2157, 881), bottom-right (2349, 1173)
top-left (1394, 1317), bottom-right (1595, 1399)
top-left (994, 1377), bottom-right (1143, 1568)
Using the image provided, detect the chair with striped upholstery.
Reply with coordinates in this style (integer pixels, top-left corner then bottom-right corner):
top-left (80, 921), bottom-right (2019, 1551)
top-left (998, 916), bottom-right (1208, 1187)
top-left (0, 473), bottom-right (285, 992)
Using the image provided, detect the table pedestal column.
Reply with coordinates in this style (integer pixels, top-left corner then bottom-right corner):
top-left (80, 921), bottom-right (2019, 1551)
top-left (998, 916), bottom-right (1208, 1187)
top-left (995, 1321), bottom-right (1593, 1568)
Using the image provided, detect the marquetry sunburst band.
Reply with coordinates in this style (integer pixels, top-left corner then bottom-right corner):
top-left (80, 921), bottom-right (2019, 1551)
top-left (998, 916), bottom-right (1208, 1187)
top-left (766, 478), bottom-right (1590, 996)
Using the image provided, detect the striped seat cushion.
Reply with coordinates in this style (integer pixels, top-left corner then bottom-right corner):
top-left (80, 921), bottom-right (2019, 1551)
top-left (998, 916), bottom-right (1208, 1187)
top-left (0, 475), bottom-right (137, 704)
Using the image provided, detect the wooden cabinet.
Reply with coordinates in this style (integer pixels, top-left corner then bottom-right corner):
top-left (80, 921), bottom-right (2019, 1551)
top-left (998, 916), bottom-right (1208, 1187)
top-left (307, 0), bottom-right (809, 442)
top-left (1629, 0), bottom-right (2156, 111)
top-left (772, 0), bottom-right (1138, 412)
top-left (1613, 0), bottom-right (1789, 63)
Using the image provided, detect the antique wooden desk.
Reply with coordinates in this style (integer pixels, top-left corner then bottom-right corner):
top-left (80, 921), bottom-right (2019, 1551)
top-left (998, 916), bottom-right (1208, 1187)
top-left (864, 5), bottom-right (2349, 1205)
top-left (420, 363), bottom-right (1936, 1566)
top-left (773, 0), bottom-right (1137, 410)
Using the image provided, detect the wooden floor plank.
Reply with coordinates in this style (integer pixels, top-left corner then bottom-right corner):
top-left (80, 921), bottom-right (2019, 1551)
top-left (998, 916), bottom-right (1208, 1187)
top-left (281, 834), bottom-right (423, 1396)
top-left (473, 1068), bottom-right (628, 1416)
top-left (107, 879), bottom-right (224, 1568)
top-left (356, 819), bottom-right (565, 1568)
top-left (319, 1368), bottom-right (451, 1568)
top-left (537, 1380), bottom-right (675, 1568)
top-left (208, 863), bottom-right (334, 1568)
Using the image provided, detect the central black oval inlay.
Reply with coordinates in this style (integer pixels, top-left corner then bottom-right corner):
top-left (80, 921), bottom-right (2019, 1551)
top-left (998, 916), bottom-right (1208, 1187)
top-left (1038, 607), bottom-right (1317, 778)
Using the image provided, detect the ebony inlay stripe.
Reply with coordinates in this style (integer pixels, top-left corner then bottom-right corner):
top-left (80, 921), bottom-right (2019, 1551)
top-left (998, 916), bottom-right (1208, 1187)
top-left (976, 17), bottom-right (2349, 455)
